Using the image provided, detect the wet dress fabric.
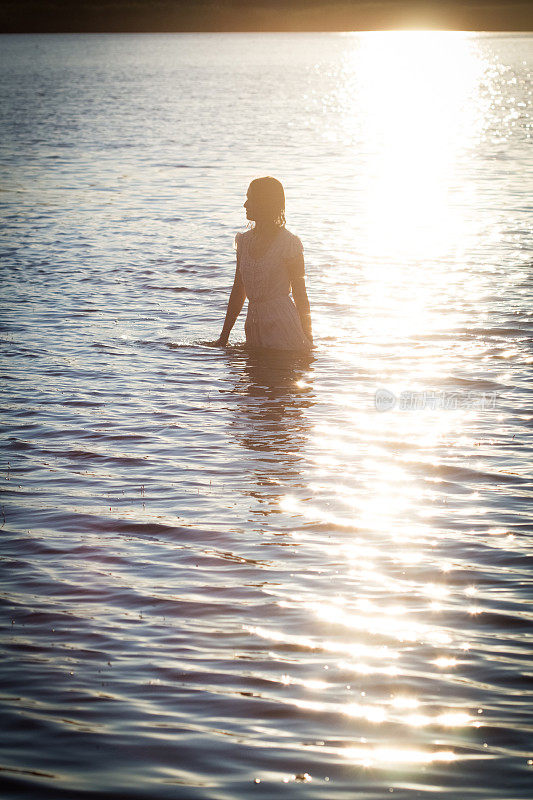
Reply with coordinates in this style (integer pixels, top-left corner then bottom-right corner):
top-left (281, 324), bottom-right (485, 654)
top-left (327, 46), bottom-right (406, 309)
top-left (235, 227), bottom-right (312, 351)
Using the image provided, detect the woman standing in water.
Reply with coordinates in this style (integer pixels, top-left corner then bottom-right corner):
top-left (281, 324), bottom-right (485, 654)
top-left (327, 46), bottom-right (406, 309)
top-left (216, 177), bottom-right (313, 351)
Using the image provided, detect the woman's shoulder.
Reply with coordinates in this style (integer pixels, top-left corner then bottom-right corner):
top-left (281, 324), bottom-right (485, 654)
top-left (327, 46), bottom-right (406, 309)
top-left (234, 229), bottom-right (253, 248)
top-left (281, 227), bottom-right (304, 257)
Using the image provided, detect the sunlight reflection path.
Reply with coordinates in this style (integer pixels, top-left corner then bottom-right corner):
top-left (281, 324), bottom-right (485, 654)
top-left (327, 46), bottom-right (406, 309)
top-left (267, 33), bottom-right (519, 775)
top-left (340, 32), bottom-right (490, 262)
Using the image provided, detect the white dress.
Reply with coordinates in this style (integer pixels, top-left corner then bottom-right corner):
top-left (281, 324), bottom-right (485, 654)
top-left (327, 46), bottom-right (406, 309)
top-left (235, 227), bottom-right (312, 351)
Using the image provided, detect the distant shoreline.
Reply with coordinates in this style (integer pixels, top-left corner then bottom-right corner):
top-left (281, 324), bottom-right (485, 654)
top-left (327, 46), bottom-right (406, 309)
top-left (1, 30), bottom-right (532, 35)
top-left (1, 1), bottom-right (532, 35)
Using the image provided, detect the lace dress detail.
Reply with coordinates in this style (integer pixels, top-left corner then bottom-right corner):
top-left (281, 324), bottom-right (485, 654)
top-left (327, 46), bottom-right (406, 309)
top-left (235, 227), bottom-right (312, 351)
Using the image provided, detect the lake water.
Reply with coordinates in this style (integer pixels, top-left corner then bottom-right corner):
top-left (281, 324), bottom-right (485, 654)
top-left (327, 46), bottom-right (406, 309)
top-left (0, 31), bottom-right (532, 800)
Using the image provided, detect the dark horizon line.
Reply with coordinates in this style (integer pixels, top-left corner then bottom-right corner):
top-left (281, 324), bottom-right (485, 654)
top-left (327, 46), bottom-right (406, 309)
top-left (2, 0), bottom-right (533, 35)
top-left (2, 25), bottom-right (533, 33)
top-left (2, 28), bottom-right (532, 33)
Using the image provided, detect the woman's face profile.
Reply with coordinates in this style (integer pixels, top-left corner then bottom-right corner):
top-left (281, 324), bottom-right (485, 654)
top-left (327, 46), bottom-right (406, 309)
top-left (243, 185), bottom-right (257, 221)
top-left (243, 185), bottom-right (274, 224)
top-left (243, 178), bottom-right (284, 225)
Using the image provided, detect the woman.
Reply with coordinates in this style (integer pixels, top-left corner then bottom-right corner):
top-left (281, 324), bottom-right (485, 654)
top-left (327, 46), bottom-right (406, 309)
top-left (216, 177), bottom-right (313, 351)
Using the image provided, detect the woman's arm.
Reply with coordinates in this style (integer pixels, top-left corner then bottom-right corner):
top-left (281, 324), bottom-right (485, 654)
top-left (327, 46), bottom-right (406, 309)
top-left (216, 264), bottom-right (246, 345)
top-left (287, 254), bottom-right (313, 343)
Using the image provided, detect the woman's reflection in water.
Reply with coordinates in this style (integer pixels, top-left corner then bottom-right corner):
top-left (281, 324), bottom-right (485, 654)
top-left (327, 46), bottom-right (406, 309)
top-left (223, 345), bottom-right (315, 520)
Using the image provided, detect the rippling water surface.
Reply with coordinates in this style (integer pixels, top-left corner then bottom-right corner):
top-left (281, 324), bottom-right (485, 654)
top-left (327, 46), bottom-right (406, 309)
top-left (1, 31), bottom-right (532, 799)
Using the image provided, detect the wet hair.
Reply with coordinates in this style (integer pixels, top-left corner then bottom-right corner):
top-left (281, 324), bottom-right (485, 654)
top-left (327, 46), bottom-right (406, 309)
top-left (248, 176), bottom-right (286, 227)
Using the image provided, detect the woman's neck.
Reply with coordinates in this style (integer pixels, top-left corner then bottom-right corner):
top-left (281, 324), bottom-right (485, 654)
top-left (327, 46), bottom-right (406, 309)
top-left (253, 221), bottom-right (278, 236)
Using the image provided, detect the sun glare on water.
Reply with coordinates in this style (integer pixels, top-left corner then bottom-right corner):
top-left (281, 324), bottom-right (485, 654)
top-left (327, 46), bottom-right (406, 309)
top-left (316, 31), bottom-right (495, 350)
top-left (277, 31), bottom-right (507, 773)
top-left (344, 31), bottom-right (488, 261)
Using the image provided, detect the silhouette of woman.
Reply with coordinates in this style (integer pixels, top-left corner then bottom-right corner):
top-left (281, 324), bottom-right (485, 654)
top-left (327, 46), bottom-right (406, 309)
top-left (216, 177), bottom-right (313, 351)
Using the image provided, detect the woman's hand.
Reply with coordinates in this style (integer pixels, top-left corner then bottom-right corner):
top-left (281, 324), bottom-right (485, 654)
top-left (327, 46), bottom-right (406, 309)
top-left (216, 266), bottom-right (246, 348)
